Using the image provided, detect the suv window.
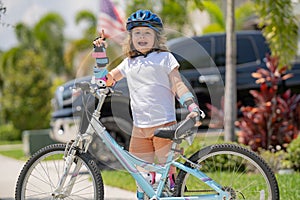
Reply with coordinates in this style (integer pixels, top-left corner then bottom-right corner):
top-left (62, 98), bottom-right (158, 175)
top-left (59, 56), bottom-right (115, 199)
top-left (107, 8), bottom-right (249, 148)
top-left (237, 37), bottom-right (257, 64)
top-left (169, 37), bottom-right (215, 70)
top-left (169, 33), bottom-right (260, 70)
top-left (214, 36), bottom-right (226, 67)
top-left (210, 35), bottom-right (257, 67)
top-left (197, 39), bottom-right (212, 56)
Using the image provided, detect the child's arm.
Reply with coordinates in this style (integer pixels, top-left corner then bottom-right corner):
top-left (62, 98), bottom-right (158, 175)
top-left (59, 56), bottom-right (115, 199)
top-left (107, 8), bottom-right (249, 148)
top-left (92, 30), bottom-right (123, 87)
top-left (106, 68), bottom-right (124, 86)
top-left (169, 67), bottom-right (205, 125)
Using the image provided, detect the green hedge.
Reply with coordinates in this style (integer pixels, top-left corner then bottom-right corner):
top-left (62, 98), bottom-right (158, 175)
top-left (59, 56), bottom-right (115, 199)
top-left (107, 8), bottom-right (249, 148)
top-left (0, 123), bottom-right (21, 141)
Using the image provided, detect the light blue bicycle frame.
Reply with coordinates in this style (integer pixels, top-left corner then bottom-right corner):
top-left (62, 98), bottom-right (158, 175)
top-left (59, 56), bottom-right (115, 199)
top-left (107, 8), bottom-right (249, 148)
top-left (78, 87), bottom-right (230, 200)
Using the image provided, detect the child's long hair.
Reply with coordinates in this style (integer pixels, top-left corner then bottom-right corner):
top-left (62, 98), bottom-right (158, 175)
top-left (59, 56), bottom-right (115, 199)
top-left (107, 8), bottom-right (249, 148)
top-left (123, 31), bottom-right (169, 58)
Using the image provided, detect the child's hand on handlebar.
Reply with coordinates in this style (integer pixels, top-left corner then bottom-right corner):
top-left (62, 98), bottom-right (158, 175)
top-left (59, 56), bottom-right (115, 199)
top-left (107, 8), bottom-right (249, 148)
top-left (186, 106), bottom-right (205, 127)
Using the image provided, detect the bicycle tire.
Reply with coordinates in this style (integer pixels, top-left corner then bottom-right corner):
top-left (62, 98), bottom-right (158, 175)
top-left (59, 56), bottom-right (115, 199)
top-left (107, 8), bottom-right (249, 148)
top-left (175, 143), bottom-right (279, 200)
top-left (15, 143), bottom-right (104, 200)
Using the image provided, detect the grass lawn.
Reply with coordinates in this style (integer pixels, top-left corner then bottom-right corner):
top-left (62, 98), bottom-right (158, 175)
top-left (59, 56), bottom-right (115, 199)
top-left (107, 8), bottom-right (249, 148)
top-left (0, 149), bottom-right (28, 160)
top-left (0, 140), bottom-right (22, 145)
top-left (101, 170), bottom-right (137, 192)
top-left (276, 173), bottom-right (300, 199)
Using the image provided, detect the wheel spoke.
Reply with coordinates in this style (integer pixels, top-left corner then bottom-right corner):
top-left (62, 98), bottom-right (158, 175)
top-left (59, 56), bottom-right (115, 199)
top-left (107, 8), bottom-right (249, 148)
top-left (15, 144), bottom-right (104, 199)
top-left (175, 144), bottom-right (279, 200)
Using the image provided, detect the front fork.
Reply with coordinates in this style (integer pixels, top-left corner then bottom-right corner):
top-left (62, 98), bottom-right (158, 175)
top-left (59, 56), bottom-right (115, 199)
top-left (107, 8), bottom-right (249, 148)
top-left (51, 130), bottom-right (94, 198)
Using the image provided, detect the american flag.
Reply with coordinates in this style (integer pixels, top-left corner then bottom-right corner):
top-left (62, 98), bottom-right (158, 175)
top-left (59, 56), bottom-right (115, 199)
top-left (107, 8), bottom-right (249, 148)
top-left (98, 0), bottom-right (126, 44)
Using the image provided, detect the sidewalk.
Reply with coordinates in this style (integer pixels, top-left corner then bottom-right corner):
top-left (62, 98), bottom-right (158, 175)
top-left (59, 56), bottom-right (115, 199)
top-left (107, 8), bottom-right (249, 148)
top-left (0, 151), bottom-right (135, 200)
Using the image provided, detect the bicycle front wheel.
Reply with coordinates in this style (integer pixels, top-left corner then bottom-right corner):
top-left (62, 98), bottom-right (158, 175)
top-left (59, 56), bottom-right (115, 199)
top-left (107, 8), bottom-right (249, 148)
top-left (175, 143), bottom-right (279, 200)
top-left (15, 143), bottom-right (104, 200)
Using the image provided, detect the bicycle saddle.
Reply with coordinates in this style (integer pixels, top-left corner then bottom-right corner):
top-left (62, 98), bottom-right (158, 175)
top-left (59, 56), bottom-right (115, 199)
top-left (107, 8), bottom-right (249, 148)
top-left (154, 118), bottom-right (196, 140)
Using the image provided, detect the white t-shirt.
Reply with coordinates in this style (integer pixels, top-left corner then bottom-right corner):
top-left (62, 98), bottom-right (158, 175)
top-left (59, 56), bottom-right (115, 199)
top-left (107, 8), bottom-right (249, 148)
top-left (117, 51), bottom-right (179, 128)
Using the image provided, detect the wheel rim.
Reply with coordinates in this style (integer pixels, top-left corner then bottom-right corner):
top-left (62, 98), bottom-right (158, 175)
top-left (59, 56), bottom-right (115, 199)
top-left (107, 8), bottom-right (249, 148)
top-left (180, 150), bottom-right (273, 200)
top-left (20, 150), bottom-right (98, 199)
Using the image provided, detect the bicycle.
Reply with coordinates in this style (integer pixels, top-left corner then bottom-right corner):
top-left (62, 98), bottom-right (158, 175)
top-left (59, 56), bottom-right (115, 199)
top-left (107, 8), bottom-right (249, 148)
top-left (15, 81), bottom-right (279, 200)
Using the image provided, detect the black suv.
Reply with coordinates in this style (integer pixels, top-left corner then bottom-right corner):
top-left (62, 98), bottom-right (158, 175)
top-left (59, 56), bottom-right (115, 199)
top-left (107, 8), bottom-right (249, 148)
top-left (50, 31), bottom-right (300, 168)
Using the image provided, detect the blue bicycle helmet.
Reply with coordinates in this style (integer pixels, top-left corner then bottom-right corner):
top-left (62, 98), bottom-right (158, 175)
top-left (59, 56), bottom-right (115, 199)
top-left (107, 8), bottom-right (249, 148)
top-left (126, 10), bottom-right (163, 33)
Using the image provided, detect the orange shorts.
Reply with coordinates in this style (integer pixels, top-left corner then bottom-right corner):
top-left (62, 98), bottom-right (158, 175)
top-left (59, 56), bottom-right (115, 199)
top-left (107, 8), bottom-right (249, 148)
top-left (129, 121), bottom-right (176, 166)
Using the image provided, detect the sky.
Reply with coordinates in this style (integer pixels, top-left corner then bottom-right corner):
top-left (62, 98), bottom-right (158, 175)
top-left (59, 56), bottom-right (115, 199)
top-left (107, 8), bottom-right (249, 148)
top-left (0, 0), bottom-right (101, 50)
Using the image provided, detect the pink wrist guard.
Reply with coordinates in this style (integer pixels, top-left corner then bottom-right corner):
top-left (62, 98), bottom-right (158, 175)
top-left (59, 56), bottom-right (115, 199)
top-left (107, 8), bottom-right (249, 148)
top-left (95, 76), bottom-right (107, 82)
top-left (188, 103), bottom-right (199, 112)
top-left (92, 51), bottom-right (107, 58)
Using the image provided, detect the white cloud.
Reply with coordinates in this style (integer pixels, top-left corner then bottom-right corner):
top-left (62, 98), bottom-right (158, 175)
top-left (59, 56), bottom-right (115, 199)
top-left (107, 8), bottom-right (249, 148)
top-left (23, 4), bottom-right (47, 26)
top-left (0, 0), bottom-right (99, 50)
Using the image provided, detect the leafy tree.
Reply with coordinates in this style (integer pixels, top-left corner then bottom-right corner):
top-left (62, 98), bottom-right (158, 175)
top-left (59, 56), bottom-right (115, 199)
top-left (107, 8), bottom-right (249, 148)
top-left (126, 0), bottom-right (204, 37)
top-left (201, 0), bottom-right (225, 33)
top-left (0, 12), bottom-right (65, 133)
top-left (33, 13), bottom-right (65, 74)
top-left (202, 1), bottom-right (255, 34)
top-left (1, 50), bottom-right (52, 130)
top-left (254, 0), bottom-right (298, 68)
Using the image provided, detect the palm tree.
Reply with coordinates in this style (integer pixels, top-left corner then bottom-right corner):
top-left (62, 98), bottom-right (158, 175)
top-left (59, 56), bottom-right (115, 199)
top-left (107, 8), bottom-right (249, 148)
top-left (64, 10), bottom-right (98, 78)
top-left (33, 13), bottom-right (65, 74)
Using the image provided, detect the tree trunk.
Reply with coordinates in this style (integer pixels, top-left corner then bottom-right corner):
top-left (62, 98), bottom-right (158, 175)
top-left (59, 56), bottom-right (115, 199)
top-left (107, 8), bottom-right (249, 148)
top-left (224, 0), bottom-right (237, 141)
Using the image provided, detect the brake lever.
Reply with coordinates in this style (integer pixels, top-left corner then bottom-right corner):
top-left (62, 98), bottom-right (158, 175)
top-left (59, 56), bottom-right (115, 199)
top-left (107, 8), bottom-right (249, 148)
top-left (75, 82), bottom-right (91, 92)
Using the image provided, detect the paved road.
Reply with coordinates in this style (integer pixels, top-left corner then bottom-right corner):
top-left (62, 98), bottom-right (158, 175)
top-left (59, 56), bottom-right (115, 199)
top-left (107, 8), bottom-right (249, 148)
top-left (0, 154), bottom-right (136, 200)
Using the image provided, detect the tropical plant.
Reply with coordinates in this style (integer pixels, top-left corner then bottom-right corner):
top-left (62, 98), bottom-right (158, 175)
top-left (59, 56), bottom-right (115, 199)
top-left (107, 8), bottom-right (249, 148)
top-left (236, 55), bottom-right (300, 151)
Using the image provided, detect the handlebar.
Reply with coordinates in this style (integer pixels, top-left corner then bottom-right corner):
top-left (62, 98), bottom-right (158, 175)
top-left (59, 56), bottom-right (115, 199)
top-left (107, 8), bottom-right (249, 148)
top-left (74, 81), bottom-right (122, 98)
top-left (154, 117), bottom-right (197, 142)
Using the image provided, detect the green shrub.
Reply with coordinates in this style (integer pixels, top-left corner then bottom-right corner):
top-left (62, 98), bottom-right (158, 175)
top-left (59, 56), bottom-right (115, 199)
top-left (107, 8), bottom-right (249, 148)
top-left (284, 136), bottom-right (300, 171)
top-left (0, 123), bottom-right (21, 141)
top-left (259, 149), bottom-right (286, 172)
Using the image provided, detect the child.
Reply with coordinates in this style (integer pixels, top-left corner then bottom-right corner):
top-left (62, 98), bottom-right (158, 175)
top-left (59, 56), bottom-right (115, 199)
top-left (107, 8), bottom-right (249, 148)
top-left (93, 9), bottom-right (205, 199)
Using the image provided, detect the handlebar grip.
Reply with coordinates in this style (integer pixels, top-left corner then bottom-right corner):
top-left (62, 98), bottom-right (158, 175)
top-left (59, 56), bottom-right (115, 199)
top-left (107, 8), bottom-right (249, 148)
top-left (174, 118), bottom-right (196, 139)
